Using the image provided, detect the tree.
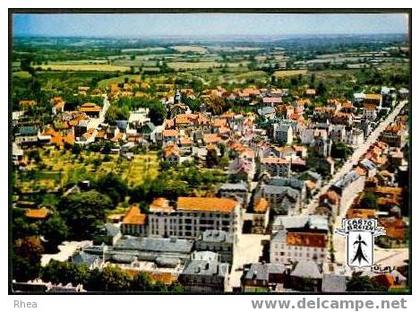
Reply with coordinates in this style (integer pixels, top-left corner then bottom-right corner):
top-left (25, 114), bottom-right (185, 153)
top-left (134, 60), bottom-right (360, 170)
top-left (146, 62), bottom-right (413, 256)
top-left (28, 149), bottom-right (41, 163)
top-left (20, 56), bottom-right (33, 72)
top-left (148, 101), bottom-right (166, 125)
top-left (12, 208), bottom-right (39, 239)
top-left (206, 148), bottom-right (219, 168)
top-left (129, 177), bottom-right (154, 204)
top-left (130, 272), bottom-right (153, 291)
top-left (72, 144), bottom-right (82, 155)
top-left (95, 173), bottom-right (128, 206)
top-left (12, 236), bottom-right (44, 282)
top-left (58, 190), bottom-right (113, 239)
top-left (86, 266), bottom-right (131, 291)
top-left (12, 251), bottom-right (41, 282)
top-left (102, 141), bottom-right (114, 154)
top-left (41, 213), bottom-right (69, 251)
top-left (183, 96), bottom-right (201, 112)
top-left (360, 192), bottom-right (378, 209)
top-left (14, 236), bottom-right (44, 264)
top-left (331, 142), bottom-right (351, 159)
top-left (105, 105), bottom-right (129, 125)
top-left (88, 142), bottom-right (104, 153)
top-left (310, 73), bottom-right (316, 86)
top-left (347, 272), bottom-right (386, 291)
top-left (167, 282), bottom-right (185, 293)
top-left (39, 261), bottom-right (184, 292)
top-left (316, 81), bottom-right (327, 97)
top-left (41, 260), bottom-right (90, 285)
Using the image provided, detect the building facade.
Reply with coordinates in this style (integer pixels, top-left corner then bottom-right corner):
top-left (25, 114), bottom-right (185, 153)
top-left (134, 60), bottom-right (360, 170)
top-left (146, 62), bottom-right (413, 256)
top-left (148, 197), bottom-right (241, 240)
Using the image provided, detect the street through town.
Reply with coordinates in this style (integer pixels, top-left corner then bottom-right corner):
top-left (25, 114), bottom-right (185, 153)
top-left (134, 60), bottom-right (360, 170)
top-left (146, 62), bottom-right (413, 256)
top-left (303, 99), bottom-right (408, 216)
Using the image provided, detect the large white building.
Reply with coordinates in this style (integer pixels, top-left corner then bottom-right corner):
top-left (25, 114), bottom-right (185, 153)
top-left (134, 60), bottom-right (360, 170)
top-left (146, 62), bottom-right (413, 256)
top-left (270, 215), bottom-right (329, 265)
top-left (363, 103), bottom-right (377, 121)
top-left (147, 197), bottom-right (241, 240)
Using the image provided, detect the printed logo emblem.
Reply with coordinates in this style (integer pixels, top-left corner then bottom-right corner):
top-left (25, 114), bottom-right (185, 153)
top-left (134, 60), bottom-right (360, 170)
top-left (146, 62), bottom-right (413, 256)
top-left (335, 218), bottom-right (386, 268)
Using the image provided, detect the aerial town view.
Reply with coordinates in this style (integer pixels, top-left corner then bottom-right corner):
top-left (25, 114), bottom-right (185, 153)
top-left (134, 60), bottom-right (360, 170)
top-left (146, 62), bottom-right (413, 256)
top-left (10, 12), bottom-right (410, 294)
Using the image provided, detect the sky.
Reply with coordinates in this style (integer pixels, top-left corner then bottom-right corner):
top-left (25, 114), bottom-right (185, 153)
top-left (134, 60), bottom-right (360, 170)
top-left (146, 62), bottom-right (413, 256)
top-left (13, 13), bottom-right (409, 38)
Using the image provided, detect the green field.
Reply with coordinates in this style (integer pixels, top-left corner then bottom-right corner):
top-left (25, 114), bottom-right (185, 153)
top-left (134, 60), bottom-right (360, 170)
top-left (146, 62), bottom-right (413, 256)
top-left (47, 59), bottom-right (109, 65)
top-left (167, 61), bottom-right (220, 70)
top-left (121, 47), bottom-right (168, 53)
top-left (16, 148), bottom-right (159, 192)
top-left (12, 71), bottom-right (32, 79)
top-left (37, 64), bottom-right (131, 72)
top-left (273, 69), bottom-right (308, 78)
top-left (219, 70), bottom-right (268, 83)
top-left (97, 74), bottom-right (141, 88)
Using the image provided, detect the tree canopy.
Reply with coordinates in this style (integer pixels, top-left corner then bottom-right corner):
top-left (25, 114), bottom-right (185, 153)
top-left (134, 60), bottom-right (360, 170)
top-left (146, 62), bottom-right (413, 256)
top-left (58, 190), bottom-right (113, 240)
top-left (95, 173), bottom-right (128, 206)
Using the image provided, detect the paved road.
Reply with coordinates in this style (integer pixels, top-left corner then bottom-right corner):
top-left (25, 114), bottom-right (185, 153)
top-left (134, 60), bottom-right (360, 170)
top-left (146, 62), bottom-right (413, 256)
top-left (41, 241), bottom-right (92, 266)
top-left (303, 100), bottom-right (407, 215)
top-left (320, 100), bottom-right (408, 265)
top-left (227, 233), bottom-right (269, 291)
top-left (78, 95), bottom-right (110, 143)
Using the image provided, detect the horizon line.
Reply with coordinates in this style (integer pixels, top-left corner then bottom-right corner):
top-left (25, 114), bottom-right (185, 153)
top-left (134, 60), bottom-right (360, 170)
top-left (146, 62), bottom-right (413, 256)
top-left (12, 32), bottom-right (409, 39)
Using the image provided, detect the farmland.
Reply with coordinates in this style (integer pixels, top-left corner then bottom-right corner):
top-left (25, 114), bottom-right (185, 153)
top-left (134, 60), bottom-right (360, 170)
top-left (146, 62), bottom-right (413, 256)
top-left (170, 45), bottom-right (208, 53)
top-left (97, 74), bottom-right (141, 88)
top-left (273, 69), bottom-right (308, 78)
top-left (15, 148), bottom-right (160, 193)
top-left (167, 61), bottom-right (221, 70)
top-left (37, 64), bottom-right (131, 72)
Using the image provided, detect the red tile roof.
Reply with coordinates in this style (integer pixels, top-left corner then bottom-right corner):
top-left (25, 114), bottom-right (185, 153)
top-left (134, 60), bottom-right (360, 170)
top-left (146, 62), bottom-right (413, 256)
top-left (122, 205), bottom-right (146, 225)
top-left (25, 207), bottom-right (49, 219)
top-left (177, 197), bottom-right (237, 214)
